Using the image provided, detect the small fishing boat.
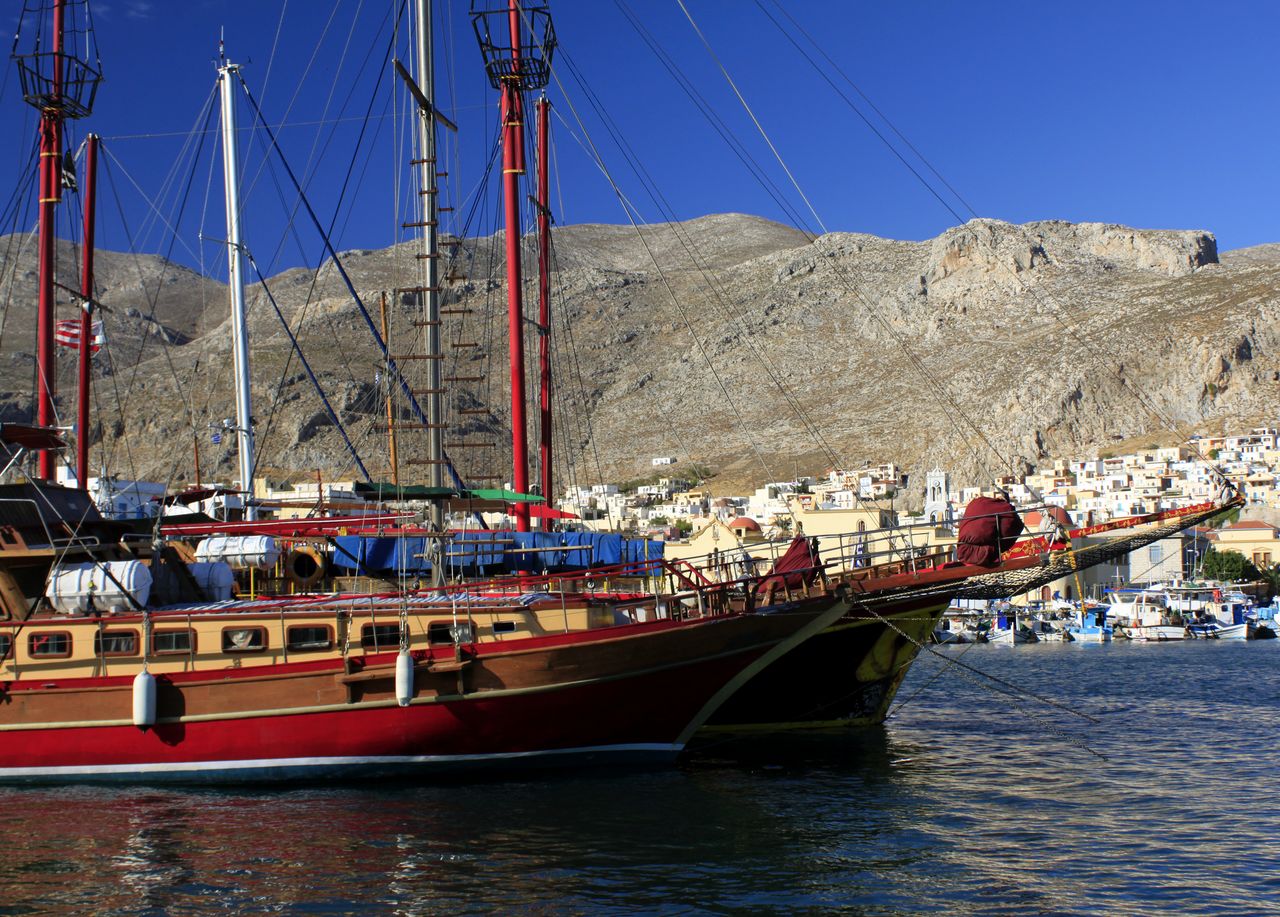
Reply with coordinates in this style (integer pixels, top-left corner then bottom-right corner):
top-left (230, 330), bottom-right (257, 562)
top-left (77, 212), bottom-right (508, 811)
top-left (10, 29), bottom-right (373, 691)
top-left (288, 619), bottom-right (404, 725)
top-left (1066, 605), bottom-right (1113, 643)
top-left (1027, 617), bottom-right (1070, 643)
top-left (987, 623), bottom-right (1039, 645)
top-left (1187, 608), bottom-right (1249, 640)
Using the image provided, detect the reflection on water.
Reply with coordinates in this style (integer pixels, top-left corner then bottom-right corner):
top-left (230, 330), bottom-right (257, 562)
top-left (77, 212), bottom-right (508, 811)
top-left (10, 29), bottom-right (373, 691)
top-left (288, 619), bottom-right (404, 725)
top-left (2, 641), bottom-right (1280, 914)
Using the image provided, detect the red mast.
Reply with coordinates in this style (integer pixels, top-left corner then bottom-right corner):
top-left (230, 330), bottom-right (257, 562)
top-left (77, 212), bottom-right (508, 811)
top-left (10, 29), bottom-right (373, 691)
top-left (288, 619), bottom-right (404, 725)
top-left (76, 133), bottom-right (98, 488)
top-left (34, 1), bottom-right (66, 482)
top-left (473, 0), bottom-right (555, 533)
top-left (14, 0), bottom-right (102, 482)
top-left (536, 96), bottom-right (552, 524)
top-left (501, 1), bottom-right (530, 532)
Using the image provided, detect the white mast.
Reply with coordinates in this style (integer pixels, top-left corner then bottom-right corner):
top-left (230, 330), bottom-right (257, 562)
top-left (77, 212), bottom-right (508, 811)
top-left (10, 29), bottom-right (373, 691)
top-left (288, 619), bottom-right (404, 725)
top-left (415, 0), bottom-right (444, 581)
top-left (218, 58), bottom-right (257, 520)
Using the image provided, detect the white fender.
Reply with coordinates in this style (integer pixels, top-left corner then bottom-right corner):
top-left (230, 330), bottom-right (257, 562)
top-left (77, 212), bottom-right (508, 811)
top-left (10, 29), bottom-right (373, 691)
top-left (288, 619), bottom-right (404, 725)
top-left (132, 669), bottom-right (156, 729)
top-left (395, 649), bottom-right (414, 707)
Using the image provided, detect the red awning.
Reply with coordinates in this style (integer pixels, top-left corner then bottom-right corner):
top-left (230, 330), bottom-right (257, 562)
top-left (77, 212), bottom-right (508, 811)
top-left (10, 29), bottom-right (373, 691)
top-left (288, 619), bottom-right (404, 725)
top-left (509, 504), bottom-right (579, 520)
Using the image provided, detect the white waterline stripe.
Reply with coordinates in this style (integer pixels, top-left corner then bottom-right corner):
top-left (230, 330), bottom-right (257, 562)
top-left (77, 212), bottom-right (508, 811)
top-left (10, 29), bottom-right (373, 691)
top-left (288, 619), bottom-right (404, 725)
top-left (0, 743), bottom-right (682, 778)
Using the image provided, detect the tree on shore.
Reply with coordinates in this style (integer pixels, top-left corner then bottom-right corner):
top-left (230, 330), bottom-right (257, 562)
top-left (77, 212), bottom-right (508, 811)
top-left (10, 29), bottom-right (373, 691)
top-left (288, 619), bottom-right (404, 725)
top-left (1257, 564), bottom-right (1280, 601)
top-left (1200, 548), bottom-right (1260, 583)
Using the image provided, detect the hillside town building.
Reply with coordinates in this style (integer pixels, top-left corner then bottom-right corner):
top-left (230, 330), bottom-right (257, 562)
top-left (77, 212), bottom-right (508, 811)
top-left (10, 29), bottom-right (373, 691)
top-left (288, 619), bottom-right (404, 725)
top-left (551, 426), bottom-right (1280, 593)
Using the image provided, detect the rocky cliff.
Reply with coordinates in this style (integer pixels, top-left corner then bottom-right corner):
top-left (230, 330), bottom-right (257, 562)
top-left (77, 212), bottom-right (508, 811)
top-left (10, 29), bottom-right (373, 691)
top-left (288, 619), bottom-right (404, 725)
top-left (1, 214), bottom-right (1276, 499)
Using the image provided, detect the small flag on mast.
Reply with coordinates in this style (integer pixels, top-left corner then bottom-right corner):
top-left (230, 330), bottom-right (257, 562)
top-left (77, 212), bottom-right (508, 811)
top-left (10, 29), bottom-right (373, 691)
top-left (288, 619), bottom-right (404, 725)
top-left (60, 151), bottom-right (78, 191)
top-left (54, 319), bottom-right (105, 353)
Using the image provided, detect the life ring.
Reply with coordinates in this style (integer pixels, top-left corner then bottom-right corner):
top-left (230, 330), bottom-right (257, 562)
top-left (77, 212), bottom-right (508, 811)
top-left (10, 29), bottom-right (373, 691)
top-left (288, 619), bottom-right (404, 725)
top-left (284, 545), bottom-right (326, 589)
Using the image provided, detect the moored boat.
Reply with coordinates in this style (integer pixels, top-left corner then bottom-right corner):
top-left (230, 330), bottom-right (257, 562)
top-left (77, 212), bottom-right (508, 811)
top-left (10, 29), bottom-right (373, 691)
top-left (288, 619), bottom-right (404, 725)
top-left (1067, 605), bottom-right (1113, 643)
top-left (0, 476), bottom-right (873, 782)
top-left (1106, 589), bottom-right (1187, 641)
top-left (0, 0), bottom-right (1248, 782)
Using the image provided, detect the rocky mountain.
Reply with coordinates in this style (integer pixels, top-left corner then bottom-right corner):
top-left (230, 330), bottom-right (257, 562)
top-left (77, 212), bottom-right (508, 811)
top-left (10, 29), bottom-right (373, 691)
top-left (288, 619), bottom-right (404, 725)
top-left (1, 214), bottom-right (1276, 504)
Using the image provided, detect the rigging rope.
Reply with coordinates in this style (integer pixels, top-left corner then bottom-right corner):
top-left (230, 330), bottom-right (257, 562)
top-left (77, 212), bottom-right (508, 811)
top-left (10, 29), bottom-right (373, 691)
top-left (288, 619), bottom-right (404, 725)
top-left (244, 249), bottom-right (372, 482)
top-left (99, 141), bottom-right (213, 488)
top-left (532, 44), bottom-right (781, 493)
top-left (673, 0), bottom-right (1011, 487)
top-left (753, 0), bottom-right (1237, 492)
top-left (232, 70), bottom-right (473, 501)
top-left (247, 81), bottom-right (394, 484)
top-left (566, 11), bottom-right (845, 490)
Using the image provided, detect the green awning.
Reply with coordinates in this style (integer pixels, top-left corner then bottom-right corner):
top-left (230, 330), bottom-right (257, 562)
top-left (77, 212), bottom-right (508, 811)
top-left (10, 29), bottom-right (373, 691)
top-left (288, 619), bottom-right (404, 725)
top-left (353, 482), bottom-right (545, 504)
top-left (463, 488), bottom-right (545, 503)
top-left (354, 482), bottom-right (459, 500)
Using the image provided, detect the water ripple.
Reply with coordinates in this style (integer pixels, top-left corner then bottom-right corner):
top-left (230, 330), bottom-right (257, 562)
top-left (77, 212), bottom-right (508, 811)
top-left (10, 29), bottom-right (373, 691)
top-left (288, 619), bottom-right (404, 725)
top-left (1, 641), bottom-right (1278, 913)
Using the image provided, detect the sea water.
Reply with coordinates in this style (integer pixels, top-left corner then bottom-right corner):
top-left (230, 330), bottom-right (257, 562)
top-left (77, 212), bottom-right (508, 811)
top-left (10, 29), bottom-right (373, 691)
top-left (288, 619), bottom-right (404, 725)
top-left (2, 640), bottom-right (1279, 914)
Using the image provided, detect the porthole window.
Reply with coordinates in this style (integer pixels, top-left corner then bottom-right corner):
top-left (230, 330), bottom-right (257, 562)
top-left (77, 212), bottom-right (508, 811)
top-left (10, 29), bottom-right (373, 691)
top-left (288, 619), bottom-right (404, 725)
top-left (95, 630), bottom-right (139, 657)
top-left (152, 629), bottom-right (195, 656)
top-left (360, 623), bottom-right (402, 651)
top-left (428, 621), bottom-right (474, 645)
top-left (222, 627), bottom-right (267, 653)
top-left (286, 625), bottom-right (333, 652)
top-left (29, 632), bottom-right (71, 658)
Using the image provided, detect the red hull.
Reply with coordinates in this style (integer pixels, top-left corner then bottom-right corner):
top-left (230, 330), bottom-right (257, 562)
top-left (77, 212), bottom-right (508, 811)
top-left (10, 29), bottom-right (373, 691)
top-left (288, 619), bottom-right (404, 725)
top-left (0, 591), bottom-right (859, 783)
top-left (0, 645), bottom-right (766, 783)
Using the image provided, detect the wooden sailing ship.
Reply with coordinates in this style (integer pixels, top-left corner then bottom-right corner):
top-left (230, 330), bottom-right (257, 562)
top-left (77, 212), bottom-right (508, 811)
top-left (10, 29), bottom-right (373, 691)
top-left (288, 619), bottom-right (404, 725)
top-left (0, 0), bottom-right (937, 783)
top-left (0, 0), bottom-right (1242, 786)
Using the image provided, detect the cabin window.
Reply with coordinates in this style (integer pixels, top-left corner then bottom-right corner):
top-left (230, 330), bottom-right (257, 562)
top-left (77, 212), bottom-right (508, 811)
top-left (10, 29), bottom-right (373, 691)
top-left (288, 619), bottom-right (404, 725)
top-left (492, 620), bottom-right (517, 636)
top-left (222, 627), bottom-right (267, 653)
top-left (152, 629), bottom-right (195, 656)
top-left (360, 623), bottom-right (402, 652)
top-left (428, 621), bottom-right (474, 645)
top-left (286, 625), bottom-right (333, 652)
top-left (0, 633), bottom-right (12, 659)
top-left (29, 632), bottom-right (71, 658)
top-left (95, 630), bottom-right (139, 657)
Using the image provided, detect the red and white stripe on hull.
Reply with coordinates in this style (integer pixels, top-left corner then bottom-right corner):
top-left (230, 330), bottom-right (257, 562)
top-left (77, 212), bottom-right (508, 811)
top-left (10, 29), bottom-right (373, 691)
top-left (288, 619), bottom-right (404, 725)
top-left (0, 654), bottom-right (753, 781)
top-left (0, 747), bottom-right (683, 785)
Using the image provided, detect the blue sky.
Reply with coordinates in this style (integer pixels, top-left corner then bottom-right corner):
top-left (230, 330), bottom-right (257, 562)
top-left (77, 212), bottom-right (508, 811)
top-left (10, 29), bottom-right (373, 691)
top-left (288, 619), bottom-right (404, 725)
top-left (3, 0), bottom-right (1278, 279)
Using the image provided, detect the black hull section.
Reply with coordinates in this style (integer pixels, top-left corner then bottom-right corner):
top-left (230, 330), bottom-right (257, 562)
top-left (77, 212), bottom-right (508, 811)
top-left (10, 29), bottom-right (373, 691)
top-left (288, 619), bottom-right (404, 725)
top-left (700, 596), bottom-right (950, 731)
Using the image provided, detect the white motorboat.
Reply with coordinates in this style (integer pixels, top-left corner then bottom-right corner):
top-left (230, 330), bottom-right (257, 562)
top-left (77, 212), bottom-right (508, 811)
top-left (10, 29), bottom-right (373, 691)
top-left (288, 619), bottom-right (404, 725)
top-left (1105, 589), bottom-right (1187, 641)
top-left (987, 625), bottom-right (1038, 645)
top-left (1189, 593), bottom-right (1253, 640)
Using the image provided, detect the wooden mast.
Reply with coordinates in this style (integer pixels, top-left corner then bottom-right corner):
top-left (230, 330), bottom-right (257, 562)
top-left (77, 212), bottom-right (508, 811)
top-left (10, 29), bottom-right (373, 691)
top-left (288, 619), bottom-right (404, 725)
top-left (501, 1), bottom-right (531, 532)
top-left (217, 52), bottom-right (257, 519)
top-left (413, 0), bottom-right (445, 584)
top-left (34, 0), bottom-right (66, 481)
top-left (536, 96), bottom-right (552, 525)
top-left (75, 133), bottom-right (98, 488)
top-left (472, 0), bottom-right (554, 533)
top-left (14, 0), bottom-right (101, 481)
top-left (380, 292), bottom-right (400, 485)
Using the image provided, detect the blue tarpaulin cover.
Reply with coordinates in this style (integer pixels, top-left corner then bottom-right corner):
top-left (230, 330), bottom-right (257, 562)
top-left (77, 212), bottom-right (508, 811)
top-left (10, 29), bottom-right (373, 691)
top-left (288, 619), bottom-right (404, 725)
top-left (331, 532), bottom-right (664, 574)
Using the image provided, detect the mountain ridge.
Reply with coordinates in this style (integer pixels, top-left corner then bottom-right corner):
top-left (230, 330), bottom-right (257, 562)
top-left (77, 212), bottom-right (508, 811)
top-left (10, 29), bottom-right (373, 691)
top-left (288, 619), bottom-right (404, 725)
top-left (1, 215), bottom-right (1275, 499)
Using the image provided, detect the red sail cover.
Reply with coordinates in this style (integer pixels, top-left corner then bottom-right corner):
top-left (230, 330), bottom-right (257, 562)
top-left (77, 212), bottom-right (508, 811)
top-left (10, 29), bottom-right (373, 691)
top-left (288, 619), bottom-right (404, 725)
top-left (754, 536), bottom-right (822, 598)
top-left (956, 496), bottom-right (1025, 566)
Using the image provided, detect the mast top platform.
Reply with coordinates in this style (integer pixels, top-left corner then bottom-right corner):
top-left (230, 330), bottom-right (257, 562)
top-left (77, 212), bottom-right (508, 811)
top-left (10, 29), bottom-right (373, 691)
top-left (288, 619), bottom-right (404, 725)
top-left (470, 1), bottom-right (556, 91)
top-left (12, 0), bottom-right (102, 119)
